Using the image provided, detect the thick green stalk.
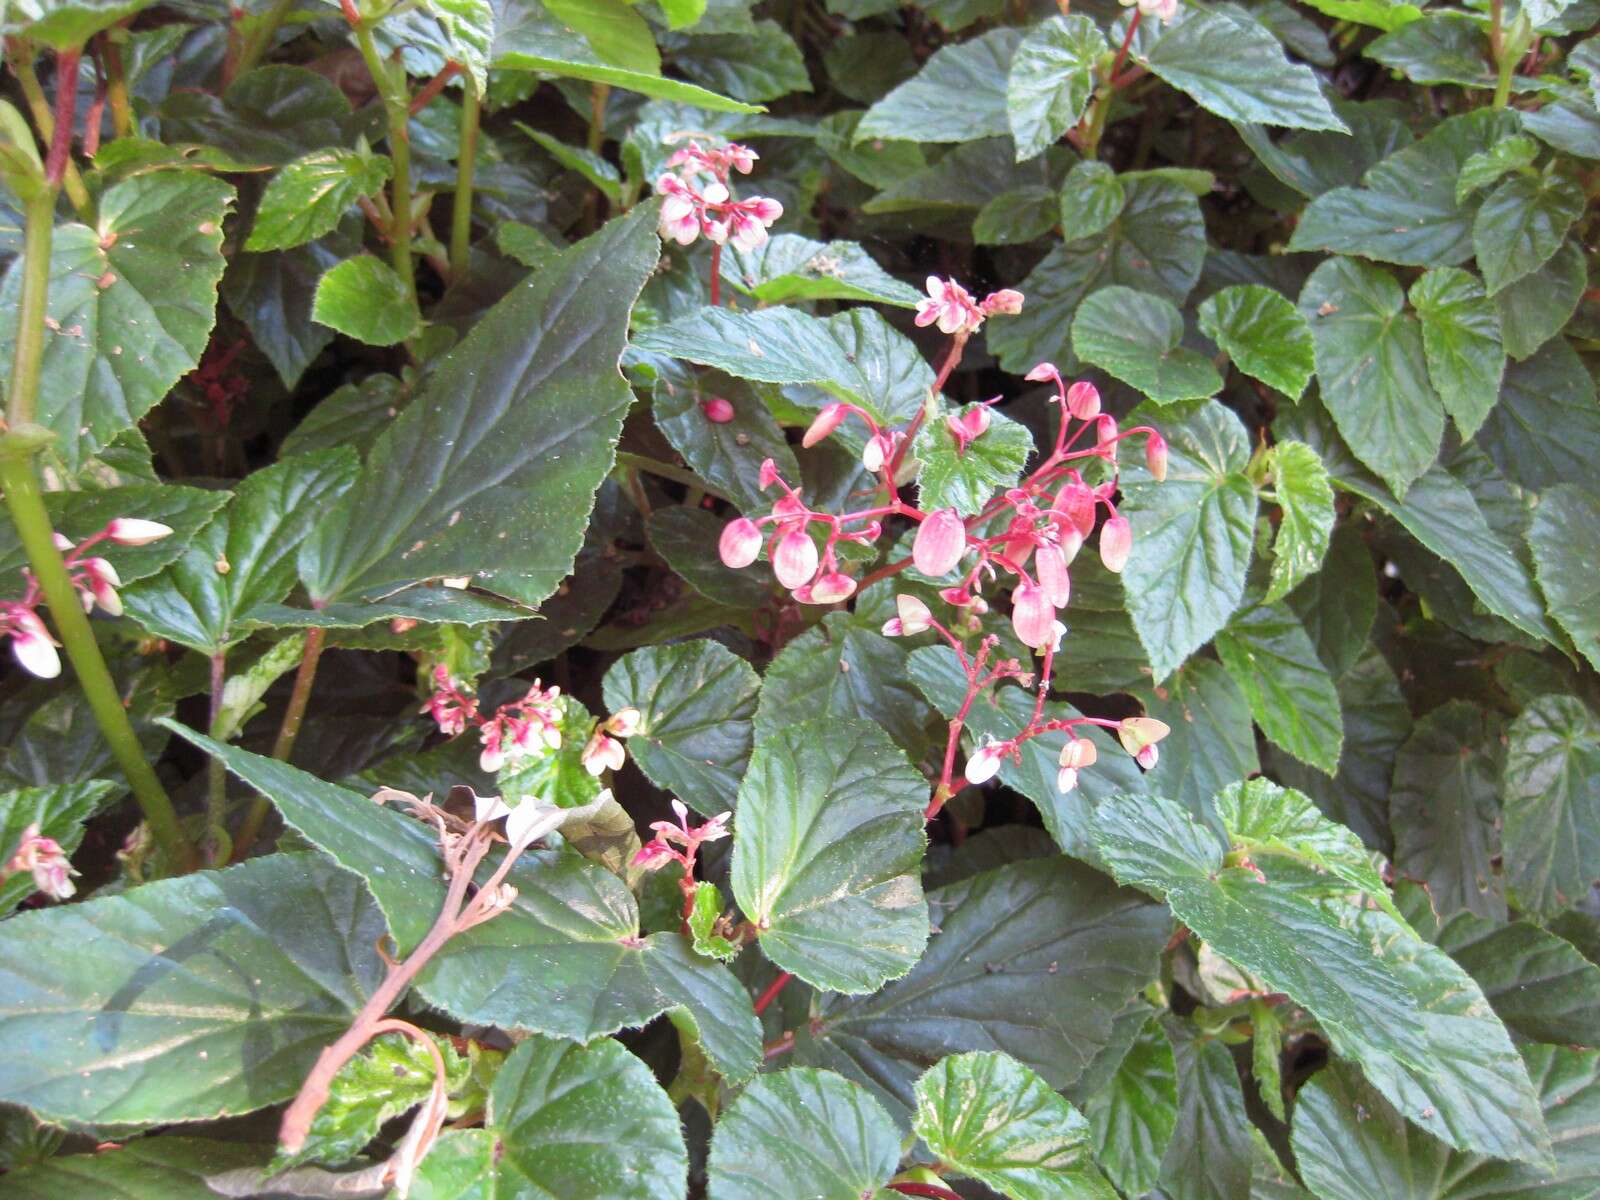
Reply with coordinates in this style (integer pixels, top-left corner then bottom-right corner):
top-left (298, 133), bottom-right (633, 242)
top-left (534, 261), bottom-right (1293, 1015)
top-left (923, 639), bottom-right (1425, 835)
top-left (8, 191), bottom-right (54, 423)
top-left (355, 23), bottom-right (416, 305)
top-left (450, 79), bottom-right (480, 281)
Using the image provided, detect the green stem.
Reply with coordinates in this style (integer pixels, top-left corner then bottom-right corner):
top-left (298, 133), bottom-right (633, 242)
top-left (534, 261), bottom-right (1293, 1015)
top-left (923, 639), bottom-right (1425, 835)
top-left (234, 625), bottom-right (327, 862)
top-left (100, 33), bottom-right (132, 139)
top-left (1082, 85), bottom-right (1113, 160)
top-left (204, 651), bottom-right (228, 865)
top-left (355, 23), bottom-right (416, 305)
top-left (450, 78), bottom-right (479, 282)
top-left (8, 192), bottom-right (54, 425)
top-left (229, 0), bottom-right (296, 85)
top-left (1493, 54), bottom-right (1514, 108)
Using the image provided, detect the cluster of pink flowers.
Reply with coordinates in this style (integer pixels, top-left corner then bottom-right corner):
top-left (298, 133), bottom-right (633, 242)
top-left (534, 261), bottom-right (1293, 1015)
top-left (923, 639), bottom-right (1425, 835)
top-left (632, 798), bottom-right (731, 873)
top-left (580, 707), bottom-right (640, 777)
top-left (710, 276), bottom-right (1172, 805)
top-left (3, 824), bottom-right (75, 900)
top-left (422, 666), bottom-right (566, 774)
top-left (655, 139), bottom-right (783, 253)
top-left (1, 517), bottom-right (172, 680)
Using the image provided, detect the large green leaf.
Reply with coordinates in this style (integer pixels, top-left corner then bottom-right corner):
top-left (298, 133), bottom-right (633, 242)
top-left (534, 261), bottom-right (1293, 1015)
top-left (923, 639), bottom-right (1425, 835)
top-left (1, 1139), bottom-right (267, 1200)
top-left (1264, 440), bottom-right (1335, 603)
top-left (1481, 340), bottom-right (1600, 495)
top-left (0, 781), bottom-right (114, 915)
top-left (718, 234), bottom-right (921, 307)
top-left (1407, 266), bottom-right (1504, 439)
top-left (175, 730), bottom-right (763, 1083)
top-left (1299, 257), bottom-right (1444, 497)
top-left (914, 1051), bottom-right (1117, 1199)
top-left (1528, 485), bottom-right (1600, 670)
top-left (0, 852), bottom-right (383, 1125)
top-left (672, 20), bottom-right (811, 103)
top-left (1389, 701), bottom-right (1505, 920)
top-left (1197, 284), bottom-right (1314, 401)
top-left (1058, 160), bottom-right (1126, 239)
top-left (1118, 399), bottom-right (1258, 682)
top-left (121, 449), bottom-right (360, 655)
top-left (1088, 794), bottom-right (1550, 1163)
top-left (987, 177), bottom-right (1205, 375)
top-left (857, 28), bottom-right (1021, 144)
top-left (1471, 167), bottom-right (1586, 295)
top-left (244, 148), bottom-right (391, 252)
top-left (1080, 1015), bottom-right (1177, 1197)
top-left (706, 1068), bottom-right (900, 1200)
top-left (795, 858), bottom-right (1169, 1121)
top-left (1289, 109), bottom-right (1521, 266)
top-left (912, 403), bottom-right (1035, 516)
top-left (1139, 659), bottom-right (1259, 822)
top-left (0, 173), bottom-right (232, 470)
top-left (1073, 286), bottom-right (1222, 404)
top-left (1502, 695), bottom-right (1600, 917)
top-left (730, 719), bottom-right (928, 992)
top-left (1007, 16), bottom-right (1104, 162)
top-left (1138, 8), bottom-right (1346, 132)
top-left (1291, 1048), bottom-right (1600, 1200)
top-left (298, 204), bottom-right (658, 609)
top-left (601, 640), bottom-right (759, 817)
top-left (1217, 776), bottom-right (1390, 902)
top-left (1495, 238), bottom-right (1586, 359)
top-left (653, 374), bottom-right (800, 515)
top-left (157, 67), bottom-right (364, 169)
top-left (1155, 1022), bottom-right (1254, 1200)
top-left (1216, 602), bottom-right (1343, 774)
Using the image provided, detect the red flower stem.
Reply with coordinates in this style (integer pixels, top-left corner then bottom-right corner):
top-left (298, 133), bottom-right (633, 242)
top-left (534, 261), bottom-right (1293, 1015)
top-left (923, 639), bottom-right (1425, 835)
top-left (408, 61), bottom-right (460, 115)
top-left (888, 331), bottom-right (968, 484)
top-left (763, 1030), bottom-right (796, 1060)
top-left (1030, 642), bottom-right (1056, 725)
top-left (44, 48), bottom-right (82, 188)
top-left (709, 243), bottom-right (722, 306)
top-left (1110, 9), bottom-right (1141, 81)
top-left (753, 971), bottom-right (793, 1015)
top-left (888, 1185), bottom-right (964, 1200)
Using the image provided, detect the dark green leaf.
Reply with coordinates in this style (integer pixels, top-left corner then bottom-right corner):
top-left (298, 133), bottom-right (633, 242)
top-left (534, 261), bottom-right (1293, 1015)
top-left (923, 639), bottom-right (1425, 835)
top-left (1364, 12), bottom-right (1511, 89)
top-left (1082, 1016), bottom-right (1177, 1197)
top-left (602, 639), bottom-right (760, 817)
top-left (857, 28), bottom-right (1021, 144)
top-left (653, 373), bottom-right (801, 513)
top-left (1473, 167), bottom-right (1586, 295)
top-left (913, 403), bottom-right (1035, 516)
top-left (245, 148), bottom-right (390, 252)
top-left (1495, 239), bottom-right (1586, 360)
top-left (222, 229), bottom-right (352, 391)
top-left (279, 374), bottom-right (405, 461)
top-left (1285, 522), bottom-right (1377, 676)
top-left (1073, 286), bottom-right (1222, 404)
top-left (647, 506), bottom-right (771, 609)
top-left (0, 1140), bottom-right (267, 1200)
top-left (1527, 485), bottom-right (1600, 670)
top-left (975, 186), bottom-right (1060, 244)
top-left (1156, 1023), bottom-right (1253, 1200)
top-left (311, 255), bottom-right (419, 346)
top-left (1139, 659), bottom-right (1259, 821)
top-left (672, 21), bottom-right (810, 103)
top-left (1407, 266), bottom-right (1504, 439)
top-left (158, 67), bottom-right (361, 168)
top-left (1455, 133), bottom-right (1540, 202)
top-left (1216, 602), bottom-right (1344, 774)
top-left (0, 781), bottom-right (113, 915)
top-left (1007, 16), bottom-right (1105, 161)
top-left (1503, 694), bottom-right (1600, 916)
top-left (718, 234), bottom-right (921, 307)
top-left (1198, 284), bottom-right (1314, 401)
top-left (1481, 339), bottom-right (1600, 494)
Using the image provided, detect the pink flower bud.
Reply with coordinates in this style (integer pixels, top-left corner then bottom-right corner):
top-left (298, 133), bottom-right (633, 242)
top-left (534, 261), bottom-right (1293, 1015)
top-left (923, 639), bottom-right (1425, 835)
top-left (106, 518), bottom-right (173, 546)
top-left (82, 558), bottom-right (122, 616)
top-left (719, 518), bottom-right (763, 568)
top-left (605, 707), bottom-right (642, 737)
top-left (960, 405), bottom-right (991, 439)
top-left (1146, 432), bottom-right (1169, 482)
top-left (1060, 736), bottom-right (1098, 769)
top-left (1096, 415), bottom-right (1119, 463)
top-left (808, 571), bottom-right (857, 604)
top-left (1058, 526), bottom-right (1084, 564)
top-left (1003, 533), bottom-right (1034, 569)
top-left (1053, 481), bottom-right (1097, 539)
top-left (701, 397), bottom-right (735, 423)
top-left (772, 529), bottom-right (819, 589)
top-left (913, 509), bottom-right (966, 577)
top-left (1066, 382), bottom-right (1101, 420)
top-left (1035, 545), bottom-right (1071, 608)
top-left (1056, 767), bottom-right (1078, 794)
top-left (1011, 583), bottom-right (1056, 649)
top-left (1118, 716), bottom-right (1171, 756)
top-left (980, 288), bottom-right (1024, 316)
top-left (1025, 362), bottom-right (1061, 384)
top-left (965, 742), bottom-right (1004, 784)
top-left (758, 459), bottom-right (781, 490)
top-left (1136, 743), bottom-right (1159, 770)
top-left (861, 432), bottom-right (893, 474)
top-left (632, 839), bottom-right (679, 871)
top-left (6, 824), bottom-right (75, 900)
top-left (1100, 516), bottom-right (1132, 574)
top-left (802, 404), bottom-right (847, 448)
top-left (10, 611), bottom-right (59, 680)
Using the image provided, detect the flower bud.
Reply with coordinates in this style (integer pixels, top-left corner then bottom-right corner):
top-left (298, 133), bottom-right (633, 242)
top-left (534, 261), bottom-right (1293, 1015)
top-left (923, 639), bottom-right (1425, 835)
top-left (965, 742), bottom-right (1003, 784)
top-left (1135, 743), bottom-right (1159, 770)
top-left (981, 288), bottom-right (1024, 316)
top-left (913, 509), bottom-right (966, 577)
top-left (1059, 736), bottom-right (1098, 769)
top-left (82, 558), bottom-right (122, 616)
top-left (1052, 482), bottom-right (1097, 539)
top-left (9, 610), bottom-right (60, 679)
top-left (605, 707), bottom-right (642, 737)
top-left (5, 824), bottom-right (75, 900)
top-left (106, 518), bottom-right (173, 546)
top-left (861, 432), bottom-right (892, 474)
top-left (1058, 526), bottom-right (1084, 564)
top-left (1118, 716), bottom-right (1171, 756)
top-left (719, 518), bottom-right (763, 568)
top-left (808, 571), bottom-right (857, 604)
top-left (772, 529), bottom-right (819, 589)
top-left (1056, 767), bottom-right (1078, 795)
top-left (1066, 381), bottom-right (1101, 420)
top-left (1146, 432), bottom-right (1169, 482)
top-left (1025, 362), bottom-right (1061, 384)
top-left (1096, 415), bottom-right (1119, 464)
top-left (1010, 583), bottom-right (1056, 649)
top-left (1099, 516), bottom-right (1132, 574)
top-left (701, 397), bottom-right (735, 423)
top-left (802, 404), bottom-right (847, 448)
top-left (581, 731), bottom-right (626, 776)
top-left (758, 459), bottom-right (781, 490)
top-left (1035, 545), bottom-right (1071, 608)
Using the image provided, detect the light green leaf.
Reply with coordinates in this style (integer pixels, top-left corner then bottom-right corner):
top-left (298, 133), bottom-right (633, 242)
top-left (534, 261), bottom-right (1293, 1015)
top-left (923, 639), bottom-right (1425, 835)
top-left (707, 1069), bottom-right (899, 1200)
top-left (913, 403), bottom-right (1035, 516)
top-left (1058, 160), bottom-right (1126, 239)
top-left (300, 204), bottom-right (659, 609)
top-left (795, 858), bottom-right (1170, 1121)
top-left (1082, 1016), bottom-right (1177, 1197)
top-left (731, 719), bottom-right (928, 992)
top-left (857, 28), bottom-right (1022, 144)
top-left (914, 1051), bottom-right (1118, 1199)
top-left (1252, 998), bottom-right (1287, 1122)
top-left (688, 881), bottom-right (739, 961)
top-left (1454, 133), bottom-right (1539, 202)
top-left (1073, 286), bottom-right (1222, 404)
top-left (1264, 440), bottom-right (1335, 603)
top-left (311, 255), bottom-right (419, 347)
top-left (1528, 484), bottom-right (1600, 670)
top-left (718, 234), bottom-right (921, 307)
top-left (426, 0), bottom-right (495, 91)
top-left (1472, 167), bottom-right (1586, 295)
top-left (0, 173), bottom-right (232, 471)
top-left (1216, 602), bottom-right (1344, 774)
top-left (1138, 8), bottom-right (1346, 132)
top-left (1503, 694), bottom-right (1600, 917)
top-left (1408, 266), bottom-right (1504, 439)
top-left (544, 0), bottom-right (659, 72)
top-left (1299, 257), bottom-right (1444, 497)
top-left (1, 0), bottom-right (153, 49)
top-left (245, 148), bottom-right (391, 252)
top-left (0, 781), bottom-right (114, 915)
top-left (0, 853), bottom-right (383, 1125)
top-left (1007, 16), bottom-right (1105, 162)
top-left (1198, 284), bottom-right (1314, 401)
top-left (1294, 0), bottom-right (1420, 31)
top-left (1216, 777), bottom-right (1389, 904)
top-left (1119, 399), bottom-right (1258, 682)
top-left (602, 639), bottom-right (759, 817)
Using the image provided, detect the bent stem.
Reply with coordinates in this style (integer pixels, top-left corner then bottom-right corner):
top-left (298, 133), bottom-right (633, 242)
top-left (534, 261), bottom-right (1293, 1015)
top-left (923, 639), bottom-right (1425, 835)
top-left (231, 625), bottom-right (327, 861)
top-left (354, 22), bottom-right (417, 306)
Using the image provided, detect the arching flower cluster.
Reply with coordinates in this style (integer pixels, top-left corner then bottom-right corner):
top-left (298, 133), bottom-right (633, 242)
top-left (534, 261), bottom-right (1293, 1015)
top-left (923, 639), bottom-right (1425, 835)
top-left (0, 517), bottom-right (172, 680)
top-left (654, 139), bottom-right (783, 253)
top-left (422, 666), bottom-right (566, 774)
top-left (714, 276), bottom-right (1172, 806)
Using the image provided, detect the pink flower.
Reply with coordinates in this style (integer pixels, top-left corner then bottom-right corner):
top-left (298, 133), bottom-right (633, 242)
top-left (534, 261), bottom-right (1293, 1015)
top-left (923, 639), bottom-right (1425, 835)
top-left (1100, 515), bottom-right (1132, 574)
top-left (861, 432), bottom-right (897, 474)
top-left (1052, 481), bottom-right (1097, 539)
top-left (632, 800), bottom-right (732, 872)
top-left (1146, 432), bottom-right (1169, 482)
top-left (5, 824), bottom-right (74, 900)
top-left (1095, 414), bottom-right (1120, 463)
top-left (808, 571), bottom-right (857, 604)
top-left (604, 707), bottom-right (642, 737)
top-left (105, 518), bottom-right (173, 546)
top-left (1011, 582), bottom-right (1056, 649)
top-left (945, 403), bottom-right (993, 456)
top-left (913, 509), bottom-right (967, 577)
top-left (1118, 716), bottom-right (1171, 756)
top-left (965, 741), bottom-right (1005, 784)
top-left (772, 529), bottom-right (819, 589)
top-left (1056, 767), bottom-right (1078, 794)
top-left (727, 197), bottom-right (783, 252)
top-left (1136, 743), bottom-right (1160, 769)
top-left (802, 404), bottom-right (847, 448)
top-left (1066, 382), bottom-right (1101, 421)
top-left (581, 731), bottom-right (625, 776)
top-left (5, 607), bottom-right (59, 680)
top-left (980, 288), bottom-right (1024, 316)
top-left (1035, 545), bottom-right (1071, 608)
top-left (1059, 736), bottom-right (1098, 769)
top-left (701, 397), bottom-right (735, 423)
top-left (80, 557), bottom-right (122, 616)
top-left (719, 518), bottom-right (763, 568)
top-left (758, 459), bottom-right (782, 490)
top-left (881, 594), bottom-right (933, 637)
top-left (915, 277), bottom-right (984, 335)
top-left (1025, 362), bottom-right (1061, 385)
